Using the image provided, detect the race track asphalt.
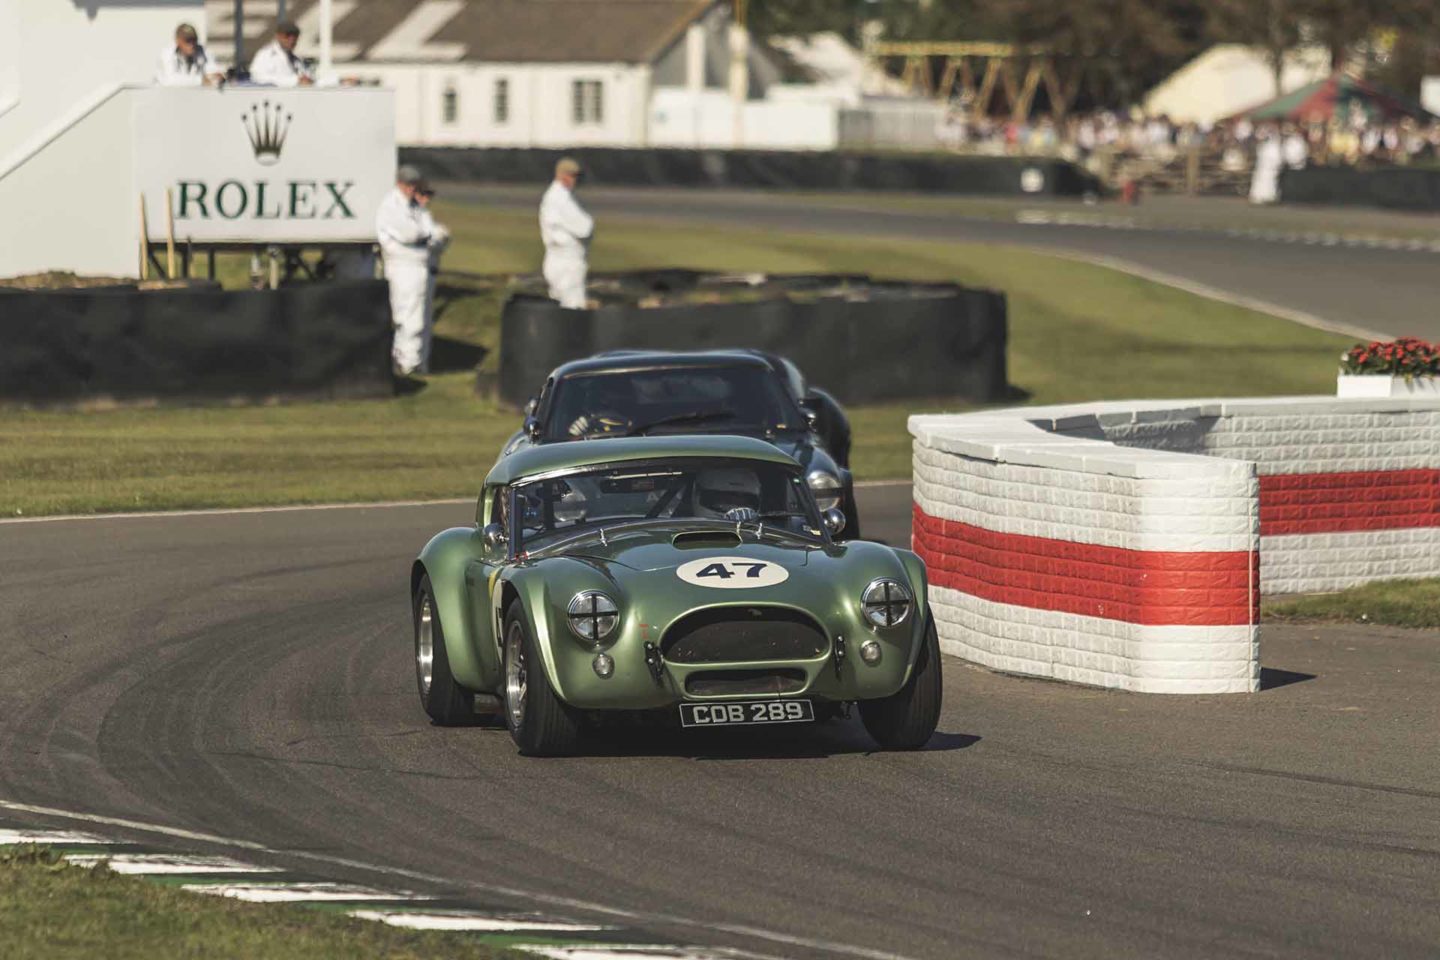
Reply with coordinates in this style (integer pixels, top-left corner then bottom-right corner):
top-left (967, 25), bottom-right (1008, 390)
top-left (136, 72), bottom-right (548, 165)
top-left (2, 485), bottom-right (1438, 959)
top-left (459, 184), bottom-right (1440, 341)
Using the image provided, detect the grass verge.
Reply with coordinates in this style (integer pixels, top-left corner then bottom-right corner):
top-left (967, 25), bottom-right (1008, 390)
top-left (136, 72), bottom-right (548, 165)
top-left (0, 203), bottom-right (1350, 517)
top-left (0, 846), bottom-right (512, 960)
top-left (1263, 579), bottom-right (1440, 630)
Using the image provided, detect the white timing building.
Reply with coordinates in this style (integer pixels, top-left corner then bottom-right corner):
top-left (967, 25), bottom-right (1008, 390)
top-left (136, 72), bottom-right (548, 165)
top-left (205, 0), bottom-right (865, 150)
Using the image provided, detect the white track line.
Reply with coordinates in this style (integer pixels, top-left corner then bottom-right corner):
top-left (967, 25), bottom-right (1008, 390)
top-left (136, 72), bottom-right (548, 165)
top-left (521, 949), bottom-right (741, 960)
top-left (64, 853), bottom-right (279, 875)
top-left (0, 798), bottom-right (913, 960)
top-left (0, 498), bottom-right (472, 526)
top-left (1042, 249), bottom-right (1392, 342)
top-left (2, 483), bottom-right (910, 526)
top-left (0, 828), bottom-right (126, 846)
top-left (183, 881), bottom-right (428, 903)
top-left (351, 909), bottom-right (612, 932)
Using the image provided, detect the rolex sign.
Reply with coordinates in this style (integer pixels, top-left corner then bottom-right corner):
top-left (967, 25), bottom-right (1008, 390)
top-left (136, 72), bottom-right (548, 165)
top-left (135, 87), bottom-right (395, 244)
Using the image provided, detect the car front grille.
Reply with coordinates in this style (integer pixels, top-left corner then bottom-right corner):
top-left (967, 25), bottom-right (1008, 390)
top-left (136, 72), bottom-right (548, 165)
top-left (684, 669), bottom-right (808, 697)
top-left (662, 607), bottom-right (829, 665)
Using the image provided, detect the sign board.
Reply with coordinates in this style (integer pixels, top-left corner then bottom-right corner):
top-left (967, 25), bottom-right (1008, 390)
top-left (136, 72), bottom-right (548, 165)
top-left (135, 86), bottom-right (394, 243)
top-left (1423, 77), bottom-right (1440, 118)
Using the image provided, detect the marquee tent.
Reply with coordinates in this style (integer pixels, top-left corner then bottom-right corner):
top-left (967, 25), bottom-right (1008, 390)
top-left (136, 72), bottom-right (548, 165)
top-left (1229, 73), bottom-right (1434, 124)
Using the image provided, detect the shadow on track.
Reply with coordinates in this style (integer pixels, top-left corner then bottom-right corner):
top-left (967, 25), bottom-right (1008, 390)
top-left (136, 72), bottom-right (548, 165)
top-left (1260, 667), bottom-right (1317, 690)
top-left (565, 720), bottom-right (980, 761)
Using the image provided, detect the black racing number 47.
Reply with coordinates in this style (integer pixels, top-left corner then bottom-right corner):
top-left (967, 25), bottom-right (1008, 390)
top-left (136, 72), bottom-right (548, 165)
top-left (696, 561), bottom-right (768, 580)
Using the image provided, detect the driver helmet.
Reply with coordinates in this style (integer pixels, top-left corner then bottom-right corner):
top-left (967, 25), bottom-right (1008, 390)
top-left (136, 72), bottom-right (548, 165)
top-left (693, 468), bottom-right (761, 519)
top-left (568, 376), bottom-right (633, 437)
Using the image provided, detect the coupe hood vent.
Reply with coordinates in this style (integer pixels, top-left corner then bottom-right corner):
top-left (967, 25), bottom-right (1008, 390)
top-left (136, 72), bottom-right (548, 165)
top-left (670, 531), bottom-right (742, 550)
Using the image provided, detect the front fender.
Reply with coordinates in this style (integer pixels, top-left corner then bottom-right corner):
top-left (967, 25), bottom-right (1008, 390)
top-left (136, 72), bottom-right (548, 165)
top-left (499, 560), bottom-right (620, 707)
top-left (414, 526), bottom-right (489, 691)
top-left (891, 545), bottom-right (931, 682)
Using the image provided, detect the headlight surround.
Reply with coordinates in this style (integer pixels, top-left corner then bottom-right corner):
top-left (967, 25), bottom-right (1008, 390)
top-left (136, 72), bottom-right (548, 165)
top-left (807, 470), bottom-right (843, 512)
top-left (861, 579), bottom-right (912, 629)
top-left (567, 591), bottom-right (619, 643)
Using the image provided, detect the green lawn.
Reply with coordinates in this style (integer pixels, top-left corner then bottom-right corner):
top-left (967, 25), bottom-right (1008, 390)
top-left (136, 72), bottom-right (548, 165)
top-left (1264, 579), bottom-right (1440, 629)
top-left (0, 847), bottom-right (512, 960)
top-left (0, 203), bottom-right (1350, 517)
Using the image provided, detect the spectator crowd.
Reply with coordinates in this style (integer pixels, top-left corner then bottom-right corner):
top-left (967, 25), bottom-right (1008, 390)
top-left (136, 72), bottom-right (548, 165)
top-left (936, 107), bottom-right (1440, 170)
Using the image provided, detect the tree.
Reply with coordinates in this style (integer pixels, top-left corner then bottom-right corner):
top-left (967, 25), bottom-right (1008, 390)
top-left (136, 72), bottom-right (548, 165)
top-left (1208, 0), bottom-right (1305, 96)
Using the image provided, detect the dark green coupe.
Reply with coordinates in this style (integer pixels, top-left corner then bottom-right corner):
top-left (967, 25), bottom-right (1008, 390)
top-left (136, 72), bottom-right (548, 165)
top-left (411, 435), bottom-right (940, 756)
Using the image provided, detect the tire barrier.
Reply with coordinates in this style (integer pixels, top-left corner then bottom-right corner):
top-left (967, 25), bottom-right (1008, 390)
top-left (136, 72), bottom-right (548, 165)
top-left (497, 272), bottom-right (1009, 407)
top-left (402, 146), bottom-right (1102, 197)
top-left (910, 396), bottom-right (1440, 694)
top-left (0, 280), bottom-right (393, 405)
top-left (1280, 166), bottom-right (1440, 211)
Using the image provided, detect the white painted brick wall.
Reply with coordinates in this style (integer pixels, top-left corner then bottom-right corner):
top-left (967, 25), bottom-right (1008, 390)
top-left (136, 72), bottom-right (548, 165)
top-left (911, 396), bottom-right (1440, 694)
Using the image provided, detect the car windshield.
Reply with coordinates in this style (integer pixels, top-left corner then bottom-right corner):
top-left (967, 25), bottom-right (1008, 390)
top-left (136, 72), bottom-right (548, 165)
top-left (544, 365), bottom-right (802, 440)
top-left (512, 458), bottom-right (822, 550)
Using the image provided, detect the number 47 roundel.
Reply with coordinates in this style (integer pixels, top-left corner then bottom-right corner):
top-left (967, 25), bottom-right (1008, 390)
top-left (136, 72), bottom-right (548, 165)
top-left (675, 556), bottom-right (790, 589)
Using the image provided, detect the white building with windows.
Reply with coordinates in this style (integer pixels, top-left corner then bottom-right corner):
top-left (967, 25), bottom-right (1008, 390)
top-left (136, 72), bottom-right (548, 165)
top-left (0, 0), bottom-right (394, 279)
top-left (206, 0), bottom-right (846, 149)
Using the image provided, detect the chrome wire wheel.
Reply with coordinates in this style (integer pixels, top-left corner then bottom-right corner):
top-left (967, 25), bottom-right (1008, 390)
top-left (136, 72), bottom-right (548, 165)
top-left (505, 619), bottom-right (528, 730)
top-left (416, 595), bottom-right (435, 697)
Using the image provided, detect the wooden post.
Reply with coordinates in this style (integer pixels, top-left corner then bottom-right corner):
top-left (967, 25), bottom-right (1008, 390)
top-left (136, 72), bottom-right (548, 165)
top-left (1186, 147), bottom-right (1201, 195)
top-left (138, 193), bottom-right (150, 281)
top-left (164, 188), bottom-right (177, 280)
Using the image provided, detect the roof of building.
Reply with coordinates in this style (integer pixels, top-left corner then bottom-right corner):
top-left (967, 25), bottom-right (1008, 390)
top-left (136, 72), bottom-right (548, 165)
top-left (485, 434), bottom-right (798, 486)
top-left (211, 0), bottom-right (716, 65)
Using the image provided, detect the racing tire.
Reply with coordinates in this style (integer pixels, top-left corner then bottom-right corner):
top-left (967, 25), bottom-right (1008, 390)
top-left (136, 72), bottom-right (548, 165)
top-left (502, 603), bottom-right (582, 757)
top-left (414, 575), bottom-right (475, 726)
top-left (858, 612), bottom-right (942, 750)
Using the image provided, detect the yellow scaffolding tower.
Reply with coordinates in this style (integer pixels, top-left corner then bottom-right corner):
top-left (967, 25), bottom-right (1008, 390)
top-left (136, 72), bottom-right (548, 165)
top-left (867, 41), bottom-right (1086, 121)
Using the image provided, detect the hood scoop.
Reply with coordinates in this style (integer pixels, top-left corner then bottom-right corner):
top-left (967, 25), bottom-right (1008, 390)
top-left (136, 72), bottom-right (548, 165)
top-left (671, 530), bottom-right (742, 550)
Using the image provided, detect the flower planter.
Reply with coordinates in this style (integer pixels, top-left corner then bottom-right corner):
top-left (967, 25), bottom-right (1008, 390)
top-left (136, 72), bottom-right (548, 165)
top-left (1336, 374), bottom-right (1440, 398)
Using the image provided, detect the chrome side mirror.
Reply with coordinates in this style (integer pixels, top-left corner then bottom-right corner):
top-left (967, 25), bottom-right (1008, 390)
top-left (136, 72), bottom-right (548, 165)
top-left (524, 416), bottom-right (542, 441)
top-left (799, 397), bottom-right (820, 429)
top-left (822, 508), bottom-right (846, 537)
top-left (482, 522), bottom-right (508, 550)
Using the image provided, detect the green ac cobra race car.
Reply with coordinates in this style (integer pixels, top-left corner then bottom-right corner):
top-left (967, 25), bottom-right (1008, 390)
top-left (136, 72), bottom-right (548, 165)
top-left (411, 435), bottom-right (940, 756)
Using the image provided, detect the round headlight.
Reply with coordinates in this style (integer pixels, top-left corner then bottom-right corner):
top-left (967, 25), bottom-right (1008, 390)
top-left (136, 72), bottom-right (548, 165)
top-left (807, 470), bottom-right (842, 512)
top-left (861, 579), bottom-right (912, 629)
top-left (567, 591), bottom-right (618, 642)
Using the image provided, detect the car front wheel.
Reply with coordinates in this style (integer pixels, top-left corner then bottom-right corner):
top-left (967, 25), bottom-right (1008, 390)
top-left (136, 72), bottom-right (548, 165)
top-left (502, 603), bottom-right (581, 756)
top-left (858, 612), bottom-right (942, 750)
top-left (414, 574), bottom-right (474, 726)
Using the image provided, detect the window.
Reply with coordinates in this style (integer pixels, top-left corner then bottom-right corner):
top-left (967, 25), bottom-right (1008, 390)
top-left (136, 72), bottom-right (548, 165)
top-left (514, 459), bottom-right (823, 551)
top-left (493, 77), bottom-right (510, 124)
top-left (571, 79), bottom-right (604, 125)
top-left (545, 365), bottom-right (800, 441)
top-left (441, 85), bottom-right (458, 124)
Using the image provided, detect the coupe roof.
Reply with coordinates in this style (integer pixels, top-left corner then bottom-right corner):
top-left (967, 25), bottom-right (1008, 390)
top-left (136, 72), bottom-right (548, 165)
top-left (485, 435), bottom-right (799, 486)
top-left (549, 350), bottom-right (774, 380)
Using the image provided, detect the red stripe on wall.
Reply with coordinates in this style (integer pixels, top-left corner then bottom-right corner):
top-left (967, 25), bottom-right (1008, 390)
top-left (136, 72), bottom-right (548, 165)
top-left (1259, 469), bottom-right (1440, 536)
top-left (913, 506), bottom-right (1258, 627)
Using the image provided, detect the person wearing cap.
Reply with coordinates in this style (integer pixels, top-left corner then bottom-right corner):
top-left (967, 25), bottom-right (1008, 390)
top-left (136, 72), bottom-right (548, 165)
top-left (539, 157), bottom-right (594, 309)
top-left (376, 166), bottom-right (439, 376)
top-left (156, 23), bottom-right (225, 86)
top-left (416, 183), bottom-right (451, 358)
top-left (249, 20), bottom-right (314, 87)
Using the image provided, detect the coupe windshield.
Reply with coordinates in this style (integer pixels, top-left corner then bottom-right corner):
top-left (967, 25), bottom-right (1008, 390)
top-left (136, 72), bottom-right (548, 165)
top-left (512, 458), bottom-right (822, 550)
top-left (545, 365), bottom-right (801, 440)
